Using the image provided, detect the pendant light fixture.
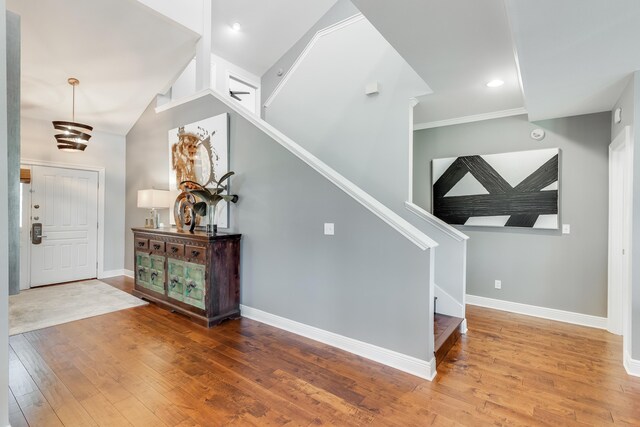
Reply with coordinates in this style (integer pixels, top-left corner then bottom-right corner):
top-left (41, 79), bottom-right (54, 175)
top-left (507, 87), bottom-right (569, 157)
top-left (52, 77), bottom-right (93, 151)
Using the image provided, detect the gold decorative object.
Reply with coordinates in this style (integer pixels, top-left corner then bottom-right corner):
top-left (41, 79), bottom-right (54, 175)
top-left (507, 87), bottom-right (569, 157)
top-left (173, 181), bottom-right (205, 232)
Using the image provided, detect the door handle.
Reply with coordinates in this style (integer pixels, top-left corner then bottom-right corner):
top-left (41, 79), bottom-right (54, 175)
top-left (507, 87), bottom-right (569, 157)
top-left (31, 223), bottom-right (43, 244)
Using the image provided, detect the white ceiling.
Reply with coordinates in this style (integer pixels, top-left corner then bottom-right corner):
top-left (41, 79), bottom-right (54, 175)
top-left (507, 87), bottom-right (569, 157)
top-left (8, 0), bottom-right (200, 135)
top-left (13, 0), bottom-right (639, 135)
top-left (351, 0), bottom-right (524, 125)
top-left (210, 0), bottom-right (337, 76)
top-left (505, 0), bottom-right (640, 121)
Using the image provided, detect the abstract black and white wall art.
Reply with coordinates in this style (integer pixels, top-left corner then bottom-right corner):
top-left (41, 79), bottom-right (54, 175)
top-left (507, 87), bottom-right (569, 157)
top-left (432, 148), bottom-right (559, 229)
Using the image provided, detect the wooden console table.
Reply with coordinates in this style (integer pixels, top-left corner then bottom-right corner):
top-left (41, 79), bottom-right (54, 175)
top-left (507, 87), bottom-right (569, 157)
top-left (131, 228), bottom-right (241, 327)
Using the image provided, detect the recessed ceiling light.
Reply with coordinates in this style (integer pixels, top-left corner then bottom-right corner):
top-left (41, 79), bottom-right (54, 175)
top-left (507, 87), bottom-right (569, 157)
top-left (231, 22), bottom-right (241, 32)
top-left (486, 79), bottom-right (505, 88)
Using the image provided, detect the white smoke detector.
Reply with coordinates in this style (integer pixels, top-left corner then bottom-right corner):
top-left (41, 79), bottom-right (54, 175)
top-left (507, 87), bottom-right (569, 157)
top-left (530, 128), bottom-right (546, 141)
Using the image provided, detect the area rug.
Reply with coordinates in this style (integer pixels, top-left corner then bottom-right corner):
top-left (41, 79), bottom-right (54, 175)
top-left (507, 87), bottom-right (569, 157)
top-left (9, 279), bottom-right (148, 336)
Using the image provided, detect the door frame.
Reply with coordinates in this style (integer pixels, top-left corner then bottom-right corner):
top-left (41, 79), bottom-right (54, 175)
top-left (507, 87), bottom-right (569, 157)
top-left (19, 172), bottom-right (31, 290)
top-left (21, 159), bottom-right (107, 280)
top-left (226, 70), bottom-right (261, 115)
top-left (607, 126), bottom-right (632, 355)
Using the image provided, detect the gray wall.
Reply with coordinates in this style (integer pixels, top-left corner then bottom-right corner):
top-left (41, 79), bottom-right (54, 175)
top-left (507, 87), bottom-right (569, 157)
top-left (0, 0), bottom-right (10, 423)
top-left (260, 0), bottom-right (360, 115)
top-left (414, 113), bottom-right (611, 317)
top-left (263, 14), bottom-right (466, 312)
top-left (7, 11), bottom-right (18, 295)
top-left (125, 95), bottom-right (434, 360)
top-left (612, 72), bottom-right (640, 359)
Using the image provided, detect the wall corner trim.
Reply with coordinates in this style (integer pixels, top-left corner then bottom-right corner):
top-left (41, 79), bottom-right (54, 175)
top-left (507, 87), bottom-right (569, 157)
top-left (466, 294), bottom-right (608, 330)
top-left (240, 305), bottom-right (436, 381)
top-left (405, 201), bottom-right (469, 241)
top-left (624, 352), bottom-right (640, 377)
top-left (414, 107), bottom-right (528, 131)
top-left (123, 269), bottom-right (135, 279)
top-left (156, 89), bottom-right (438, 251)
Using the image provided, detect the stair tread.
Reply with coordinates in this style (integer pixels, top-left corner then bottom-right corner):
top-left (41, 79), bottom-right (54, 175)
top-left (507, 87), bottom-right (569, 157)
top-left (434, 313), bottom-right (463, 353)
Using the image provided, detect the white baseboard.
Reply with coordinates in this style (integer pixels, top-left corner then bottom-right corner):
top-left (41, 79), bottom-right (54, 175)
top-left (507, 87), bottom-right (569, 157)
top-left (460, 318), bottom-right (468, 334)
top-left (98, 269), bottom-right (128, 279)
top-left (466, 294), bottom-right (608, 330)
top-left (123, 269), bottom-right (134, 278)
top-left (624, 351), bottom-right (640, 377)
top-left (435, 284), bottom-right (465, 318)
top-left (240, 305), bottom-right (436, 381)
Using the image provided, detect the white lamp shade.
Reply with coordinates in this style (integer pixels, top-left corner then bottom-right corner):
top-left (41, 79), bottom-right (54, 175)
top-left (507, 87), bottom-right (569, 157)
top-left (137, 189), bottom-right (170, 209)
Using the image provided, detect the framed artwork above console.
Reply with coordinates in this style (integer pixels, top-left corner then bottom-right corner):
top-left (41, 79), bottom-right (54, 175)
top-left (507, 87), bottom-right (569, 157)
top-left (168, 113), bottom-right (230, 228)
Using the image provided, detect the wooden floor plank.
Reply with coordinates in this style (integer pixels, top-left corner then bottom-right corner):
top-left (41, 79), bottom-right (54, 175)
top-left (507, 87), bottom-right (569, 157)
top-left (7, 275), bottom-right (640, 427)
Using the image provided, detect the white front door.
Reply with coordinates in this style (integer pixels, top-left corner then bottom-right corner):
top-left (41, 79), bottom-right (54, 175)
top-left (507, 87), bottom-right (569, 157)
top-left (30, 165), bottom-right (98, 287)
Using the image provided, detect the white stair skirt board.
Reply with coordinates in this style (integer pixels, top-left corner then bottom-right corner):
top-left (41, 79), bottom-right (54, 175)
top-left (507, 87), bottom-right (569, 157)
top-left (624, 352), bottom-right (640, 377)
top-left (404, 201), bottom-right (469, 242)
top-left (434, 284), bottom-right (465, 319)
top-left (240, 305), bottom-right (437, 381)
top-left (466, 294), bottom-right (607, 329)
top-left (156, 89), bottom-right (438, 252)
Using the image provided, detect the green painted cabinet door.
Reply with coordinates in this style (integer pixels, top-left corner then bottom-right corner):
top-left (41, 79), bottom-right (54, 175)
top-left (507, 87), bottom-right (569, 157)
top-left (167, 258), bottom-right (185, 302)
top-left (136, 252), bottom-right (151, 289)
top-left (149, 254), bottom-right (166, 294)
top-left (184, 262), bottom-right (206, 310)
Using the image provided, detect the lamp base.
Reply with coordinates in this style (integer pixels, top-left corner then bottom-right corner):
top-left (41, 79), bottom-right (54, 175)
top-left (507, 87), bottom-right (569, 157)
top-left (145, 209), bottom-right (160, 229)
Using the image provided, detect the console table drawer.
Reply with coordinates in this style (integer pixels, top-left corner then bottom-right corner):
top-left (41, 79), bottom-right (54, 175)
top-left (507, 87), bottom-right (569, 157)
top-left (135, 238), bottom-right (149, 250)
top-left (167, 242), bottom-right (184, 257)
top-left (150, 240), bottom-right (165, 253)
top-left (185, 245), bottom-right (206, 263)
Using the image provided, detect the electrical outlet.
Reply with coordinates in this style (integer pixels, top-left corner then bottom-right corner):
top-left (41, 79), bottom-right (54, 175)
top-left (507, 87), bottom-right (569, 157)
top-left (495, 280), bottom-right (502, 290)
top-left (324, 223), bottom-right (334, 235)
top-left (562, 224), bottom-right (570, 234)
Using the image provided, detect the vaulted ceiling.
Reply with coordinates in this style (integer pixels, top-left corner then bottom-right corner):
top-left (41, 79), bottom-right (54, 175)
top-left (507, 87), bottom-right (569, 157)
top-left (10, 0), bottom-right (640, 134)
top-left (352, 0), bottom-right (640, 126)
top-left (351, 0), bottom-right (523, 126)
top-left (9, 0), bottom-right (337, 134)
top-left (7, 0), bottom-right (200, 135)
top-left (505, 0), bottom-right (640, 121)
top-left (210, 0), bottom-right (338, 76)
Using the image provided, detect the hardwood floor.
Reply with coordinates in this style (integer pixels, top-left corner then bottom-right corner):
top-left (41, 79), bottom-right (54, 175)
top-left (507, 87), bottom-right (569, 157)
top-left (8, 276), bottom-right (640, 426)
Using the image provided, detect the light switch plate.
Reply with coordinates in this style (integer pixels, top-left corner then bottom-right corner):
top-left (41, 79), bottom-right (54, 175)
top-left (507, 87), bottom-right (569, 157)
top-left (324, 223), bottom-right (334, 235)
top-left (495, 280), bottom-right (502, 289)
top-left (562, 224), bottom-right (570, 234)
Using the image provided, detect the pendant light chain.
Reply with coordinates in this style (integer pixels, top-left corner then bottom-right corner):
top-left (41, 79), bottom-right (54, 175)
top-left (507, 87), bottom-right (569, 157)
top-left (71, 82), bottom-right (75, 122)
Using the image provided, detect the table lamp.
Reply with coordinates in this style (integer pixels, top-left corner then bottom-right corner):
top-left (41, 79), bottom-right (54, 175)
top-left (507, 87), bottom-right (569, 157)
top-left (137, 189), bottom-right (170, 229)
